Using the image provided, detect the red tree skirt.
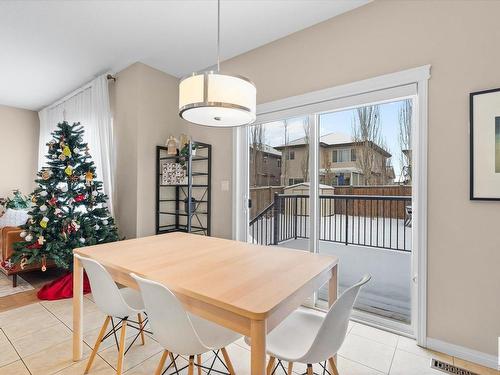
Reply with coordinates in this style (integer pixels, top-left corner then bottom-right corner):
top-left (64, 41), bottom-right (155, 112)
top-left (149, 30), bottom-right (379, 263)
top-left (37, 271), bottom-right (91, 300)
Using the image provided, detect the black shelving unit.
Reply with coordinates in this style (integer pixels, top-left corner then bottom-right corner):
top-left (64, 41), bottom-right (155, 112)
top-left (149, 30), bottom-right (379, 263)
top-left (156, 141), bottom-right (211, 236)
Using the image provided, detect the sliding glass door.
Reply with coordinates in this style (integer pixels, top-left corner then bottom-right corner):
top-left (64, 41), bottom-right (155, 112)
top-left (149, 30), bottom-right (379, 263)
top-left (238, 73), bottom-right (427, 336)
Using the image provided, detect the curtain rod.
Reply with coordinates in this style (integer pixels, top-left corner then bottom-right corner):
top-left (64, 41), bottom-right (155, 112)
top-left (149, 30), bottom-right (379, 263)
top-left (107, 74), bottom-right (116, 82)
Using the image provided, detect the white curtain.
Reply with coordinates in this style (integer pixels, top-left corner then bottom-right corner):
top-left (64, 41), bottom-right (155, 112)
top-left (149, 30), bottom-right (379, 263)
top-left (38, 74), bottom-right (115, 215)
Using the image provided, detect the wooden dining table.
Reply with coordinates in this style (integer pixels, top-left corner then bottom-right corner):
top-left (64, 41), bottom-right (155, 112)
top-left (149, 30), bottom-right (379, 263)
top-left (72, 232), bottom-right (338, 375)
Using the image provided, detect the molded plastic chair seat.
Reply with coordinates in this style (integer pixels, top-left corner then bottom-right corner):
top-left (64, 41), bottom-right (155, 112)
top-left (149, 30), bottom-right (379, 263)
top-left (189, 313), bottom-right (241, 350)
top-left (262, 275), bottom-right (371, 375)
top-left (119, 288), bottom-right (145, 312)
top-left (266, 309), bottom-right (324, 362)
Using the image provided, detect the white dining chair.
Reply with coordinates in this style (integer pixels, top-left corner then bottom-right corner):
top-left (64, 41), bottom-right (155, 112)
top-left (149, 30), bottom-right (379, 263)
top-left (263, 275), bottom-right (371, 375)
top-left (131, 273), bottom-right (242, 375)
top-left (75, 254), bottom-right (149, 375)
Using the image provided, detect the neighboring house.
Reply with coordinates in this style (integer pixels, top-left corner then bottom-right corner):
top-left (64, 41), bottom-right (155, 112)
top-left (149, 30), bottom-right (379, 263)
top-left (249, 143), bottom-right (282, 186)
top-left (275, 132), bottom-right (393, 186)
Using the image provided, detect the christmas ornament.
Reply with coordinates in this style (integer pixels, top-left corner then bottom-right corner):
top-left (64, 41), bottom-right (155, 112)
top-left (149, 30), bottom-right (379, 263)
top-left (20, 257), bottom-right (28, 270)
top-left (41, 256), bottom-right (47, 272)
top-left (41, 170), bottom-right (52, 180)
top-left (60, 184), bottom-right (68, 192)
top-left (25, 234), bottom-right (33, 242)
top-left (85, 171), bottom-right (93, 181)
top-left (64, 165), bottom-right (73, 176)
top-left (94, 224), bottom-right (100, 230)
top-left (102, 220), bottom-right (109, 225)
top-left (73, 147), bottom-right (80, 154)
top-left (27, 242), bottom-right (41, 249)
top-left (70, 174), bottom-right (79, 182)
top-left (91, 190), bottom-right (98, 197)
top-left (40, 216), bottom-right (49, 228)
top-left (39, 190), bottom-right (48, 197)
top-left (62, 145), bottom-right (72, 157)
top-left (79, 174), bottom-right (85, 181)
top-left (31, 195), bottom-right (37, 203)
top-left (58, 153), bottom-right (67, 161)
top-left (74, 194), bottom-right (85, 202)
top-left (40, 204), bottom-right (47, 212)
top-left (47, 140), bottom-right (56, 150)
top-left (37, 235), bottom-right (46, 245)
top-left (20, 231), bottom-right (27, 238)
top-left (1, 259), bottom-right (13, 271)
top-left (48, 196), bottom-right (57, 206)
top-left (54, 208), bottom-right (62, 216)
top-left (79, 237), bottom-right (85, 243)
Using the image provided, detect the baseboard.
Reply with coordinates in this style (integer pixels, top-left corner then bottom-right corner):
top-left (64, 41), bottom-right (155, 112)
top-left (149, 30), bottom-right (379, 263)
top-left (426, 337), bottom-right (499, 370)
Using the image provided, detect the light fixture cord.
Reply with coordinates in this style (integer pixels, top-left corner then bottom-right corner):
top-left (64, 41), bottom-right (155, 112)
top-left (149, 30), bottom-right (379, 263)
top-left (217, 0), bottom-right (220, 72)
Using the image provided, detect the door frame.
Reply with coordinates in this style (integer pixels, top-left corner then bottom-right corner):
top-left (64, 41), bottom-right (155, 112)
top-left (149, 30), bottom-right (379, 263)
top-left (232, 65), bottom-right (430, 345)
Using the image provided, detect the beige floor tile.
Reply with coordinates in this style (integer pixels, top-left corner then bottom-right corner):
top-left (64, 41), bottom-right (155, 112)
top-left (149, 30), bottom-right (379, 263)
top-left (23, 338), bottom-right (90, 375)
top-left (11, 322), bottom-right (72, 358)
top-left (0, 330), bottom-right (19, 367)
top-left (453, 357), bottom-right (500, 375)
top-left (337, 355), bottom-right (386, 375)
top-left (99, 332), bottom-right (163, 372)
top-left (0, 303), bottom-right (60, 340)
top-left (396, 336), bottom-right (452, 362)
top-left (338, 333), bottom-right (395, 373)
top-left (0, 360), bottom-right (30, 375)
top-left (125, 352), bottom-right (189, 375)
top-left (350, 324), bottom-right (399, 347)
top-left (84, 319), bottom-right (141, 353)
top-left (389, 349), bottom-right (444, 375)
top-left (53, 356), bottom-right (115, 375)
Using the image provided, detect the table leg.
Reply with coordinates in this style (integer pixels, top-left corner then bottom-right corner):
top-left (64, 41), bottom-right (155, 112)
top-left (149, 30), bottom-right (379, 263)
top-left (328, 264), bottom-right (338, 308)
top-left (328, 264), bottom-right (338, 364)
top-left (73, 254), bottom-right (83, 361)
top-left (250, 319), bottom-right (266, 375)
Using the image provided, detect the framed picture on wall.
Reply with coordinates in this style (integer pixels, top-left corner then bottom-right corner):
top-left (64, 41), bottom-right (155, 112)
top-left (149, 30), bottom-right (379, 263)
top-left (470, 88), bottom-right (500, 200)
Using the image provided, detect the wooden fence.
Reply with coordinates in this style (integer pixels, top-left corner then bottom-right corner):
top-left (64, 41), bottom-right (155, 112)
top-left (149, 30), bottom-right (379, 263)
top-left (250, 186), bottom-right (283, 219)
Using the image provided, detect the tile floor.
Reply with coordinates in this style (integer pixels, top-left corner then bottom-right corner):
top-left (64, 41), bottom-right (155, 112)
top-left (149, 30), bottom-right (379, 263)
top-left (0, 295), bottom-right (497, 375)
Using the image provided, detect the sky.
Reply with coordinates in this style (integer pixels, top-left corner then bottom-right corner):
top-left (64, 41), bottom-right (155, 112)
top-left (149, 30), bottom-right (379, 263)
top-left (257, 99), bottom-right (410, 180)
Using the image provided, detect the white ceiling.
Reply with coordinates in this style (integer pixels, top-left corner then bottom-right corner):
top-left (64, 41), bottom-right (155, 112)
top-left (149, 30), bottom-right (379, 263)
top-left (0, 0), bottom-right (370, 111)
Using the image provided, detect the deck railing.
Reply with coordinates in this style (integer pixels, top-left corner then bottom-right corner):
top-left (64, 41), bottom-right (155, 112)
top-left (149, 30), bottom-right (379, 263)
top-left (249, 193), bottom-right (412, 251)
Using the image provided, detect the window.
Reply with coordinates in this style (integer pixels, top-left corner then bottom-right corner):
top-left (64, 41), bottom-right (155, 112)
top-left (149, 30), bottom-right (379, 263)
top-left (287, 150), bottom-right (295, 160)
top-left (333, 148), bottom-right (350, 162)
top-left (288, 178), bottom-right (304, 185)
top-left (351, 149), bottom-right (357, 161)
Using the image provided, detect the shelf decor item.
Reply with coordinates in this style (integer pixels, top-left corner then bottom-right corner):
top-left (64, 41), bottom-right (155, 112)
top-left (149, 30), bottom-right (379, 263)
top-left (156, 141), bottom-right (211, 236)
top-left (470, 88), bottom-right (500, 200)
top-left (165, 135), bottom-right (178, 155)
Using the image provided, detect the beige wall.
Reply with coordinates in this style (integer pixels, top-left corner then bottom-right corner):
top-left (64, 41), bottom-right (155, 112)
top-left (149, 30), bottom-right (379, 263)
top-left (0, 105), bottom-right (38, 199)
top-left (208, 0), bottom-right (500, 357)
top-left (112, 62), bottom-right (181, 239)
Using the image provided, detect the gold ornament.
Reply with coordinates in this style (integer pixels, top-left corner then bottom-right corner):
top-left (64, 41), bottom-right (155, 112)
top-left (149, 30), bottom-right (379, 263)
top-left (37, 235), bottom-right (45, 245)
top-left (20, 257), bottom-right (27, 270)
top-left (70, 174), bottom-right (79, 182)
top-left (85, 171), bottom-right (93, 181)
top-left (58, 153), bottom-right (66, 161)
top-left (40, 217), bottom-right (49, 229)
top-left (62, 145), bottom-right (72, 157)
top-left (41, 256), bottom-right (47, 272)
top-left (64, 165), bottom-right (73, 176)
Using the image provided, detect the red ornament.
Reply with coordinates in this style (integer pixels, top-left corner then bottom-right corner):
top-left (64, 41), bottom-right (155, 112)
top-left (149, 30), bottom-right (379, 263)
top-left (74, 194), bottom-right (85, 202)
top-left (27, 242), bottom-right (42, 249)
top-left (48, 196), bottom-right (57, 206)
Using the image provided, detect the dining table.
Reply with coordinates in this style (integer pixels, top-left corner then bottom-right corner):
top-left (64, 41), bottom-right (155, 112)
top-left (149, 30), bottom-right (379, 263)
top-left (72, 232), bottom-right (338, 375)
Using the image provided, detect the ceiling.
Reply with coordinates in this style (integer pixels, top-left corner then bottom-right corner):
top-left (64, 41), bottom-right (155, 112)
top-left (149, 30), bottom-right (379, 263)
top-left (0, 0), bottom-right (370, 111)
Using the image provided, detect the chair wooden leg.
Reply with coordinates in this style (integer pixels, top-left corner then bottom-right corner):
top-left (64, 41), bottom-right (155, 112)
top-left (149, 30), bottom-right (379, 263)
top-left (137, 313), bottom-right (146, 345)
top-left (116, 319), bottom-right (128, 375)
top-left (197, 354), bottom-right (202, 375)
top-left (155, 350), bottom-right (169, 375)
top-left (84, 316), bottom-right (111, 374)
top-left (266, 356), bottom-right (276, 375)
top-left (328, 357), bottom-right (340, 375)
top-left (221, 347), bottom-right (236, 375)
top-left (188, 355), bottom-right (195, 375)
top-left (287, 361), bottom-right (293, 375)
top-left (307, 364), bottom-right (313, 375)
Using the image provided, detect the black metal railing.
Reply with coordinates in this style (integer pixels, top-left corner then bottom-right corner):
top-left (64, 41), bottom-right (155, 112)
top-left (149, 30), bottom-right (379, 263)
top-left (249, 193), bottom-right (412, 252)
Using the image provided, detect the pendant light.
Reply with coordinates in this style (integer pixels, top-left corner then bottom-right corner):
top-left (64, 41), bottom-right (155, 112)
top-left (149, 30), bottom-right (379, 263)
top-left (178, 0), bottom-right (256, 127)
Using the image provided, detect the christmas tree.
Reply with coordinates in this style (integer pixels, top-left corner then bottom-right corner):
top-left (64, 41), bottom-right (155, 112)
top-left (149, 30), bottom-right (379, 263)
top-left (12, 121), bottom-right (119, 270)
